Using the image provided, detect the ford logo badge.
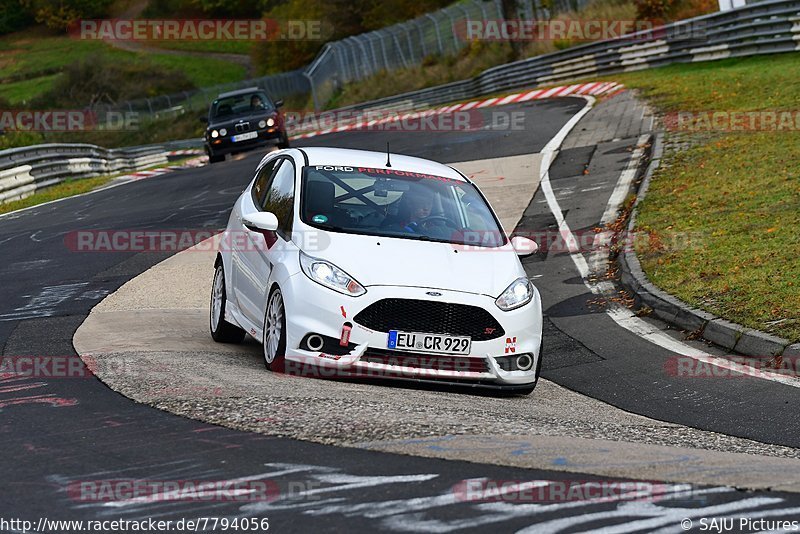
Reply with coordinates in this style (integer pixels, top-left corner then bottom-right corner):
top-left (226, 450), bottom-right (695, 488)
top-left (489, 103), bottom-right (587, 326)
top-left (426, 291), bottom-right (442, 297)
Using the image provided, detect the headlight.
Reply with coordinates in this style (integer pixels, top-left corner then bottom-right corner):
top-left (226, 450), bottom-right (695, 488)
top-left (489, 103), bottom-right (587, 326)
top-left (258, 120), bottom-right (267, 128)
top-left (496, 277), bottom-right (533, 311)
top-left (220, 128), bottom-right (227, 136)
top-left (267, 117), bottom-right (275, 127)
top-left (210, 130), bottom-right (219, 138)
top-left (299, 251), bottom-right (366, 297)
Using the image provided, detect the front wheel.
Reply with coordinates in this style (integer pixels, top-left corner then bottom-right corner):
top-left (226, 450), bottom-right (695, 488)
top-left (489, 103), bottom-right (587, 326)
top-left (209, 153), bottom-right (225, 163)
top-left (263, 288), bottom-right (287, 372)
top-left (210, 264), bottom-right (246, 343)
top-left (277, 132), bottom-right (290, 149)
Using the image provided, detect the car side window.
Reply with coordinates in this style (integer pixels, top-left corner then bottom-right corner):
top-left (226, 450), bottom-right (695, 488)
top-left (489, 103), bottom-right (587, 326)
top-left (251, 159), bottom-right (279, 207)
top-left (262, 158), bottom-right (295, 239)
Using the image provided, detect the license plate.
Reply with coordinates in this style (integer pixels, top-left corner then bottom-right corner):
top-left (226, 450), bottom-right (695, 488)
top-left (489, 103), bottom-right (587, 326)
top-left (387, 331), bottom-right (471, 354)
top-left (232, 131), bottom-right (258, 142)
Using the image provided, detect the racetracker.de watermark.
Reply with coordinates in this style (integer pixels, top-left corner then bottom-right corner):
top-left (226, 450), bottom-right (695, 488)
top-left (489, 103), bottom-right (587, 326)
top-left (452, 479), bottom-right (675, 503)
top-left (62, 229), bottom-right (703, 254)
top-left (0, 355), bottom-right (146, 379)
top-left (286, 109), bottom-right (528, 134)
top-left (665, 110), bottom-right (800, 132)
top-left (63, 229), bottom-right (331, 253)
top-left (67, 479), bottom-right (280, 502)
top-left (665, 355), bottom-right (800, 378)
top-left (72, 19), bottom-right (326, 41)
top-left (0, 110), bottom-right (138, 132)
top-left (453, 18), bottom-right (707, 42)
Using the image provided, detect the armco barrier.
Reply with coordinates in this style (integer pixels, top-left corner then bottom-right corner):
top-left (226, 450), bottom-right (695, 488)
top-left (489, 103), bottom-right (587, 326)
top-left (0, 144), bottom-right (167, 204)
top-left (104, 0), bottom-right (795, 114)
top-left (307, 0), bottom-right (800, 113)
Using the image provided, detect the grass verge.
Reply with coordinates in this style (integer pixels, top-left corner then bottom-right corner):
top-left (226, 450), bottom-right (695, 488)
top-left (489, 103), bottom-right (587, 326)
top-left (0, 28), bottom-right (246, 103)
top-left (613, 53), bottom-right (800, 341)
top-left (0, 154), bottom-right (201, 215)
top-left (0, 175), bottom-right (113, 215)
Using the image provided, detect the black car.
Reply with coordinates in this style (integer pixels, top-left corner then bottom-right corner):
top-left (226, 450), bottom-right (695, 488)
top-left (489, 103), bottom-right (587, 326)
top-left (202, 87), bottom-right (289, 163)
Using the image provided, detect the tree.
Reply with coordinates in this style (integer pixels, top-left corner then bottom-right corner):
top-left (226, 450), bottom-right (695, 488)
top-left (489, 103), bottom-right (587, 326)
top-left (20, 0), bottom-right (114, 31)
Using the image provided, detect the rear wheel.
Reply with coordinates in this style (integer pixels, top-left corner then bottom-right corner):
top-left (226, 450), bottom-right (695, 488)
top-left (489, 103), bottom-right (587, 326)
top-left (210, 264), bottom-right (246, 343)
top-left (263, 288), bottom-right (287, 372)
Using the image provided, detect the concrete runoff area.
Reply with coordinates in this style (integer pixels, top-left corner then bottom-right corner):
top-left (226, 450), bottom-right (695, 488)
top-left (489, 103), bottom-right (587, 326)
top-left (74, 153), bottom-right (800, 492)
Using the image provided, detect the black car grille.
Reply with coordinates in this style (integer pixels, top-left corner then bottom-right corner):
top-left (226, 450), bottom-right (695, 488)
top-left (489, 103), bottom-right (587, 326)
top-left (353, 299), bottom-right (504, 341)
top-left (235, 122), bottom-right (250, 133)
top-left (361, 348), bottom-right (489, 373)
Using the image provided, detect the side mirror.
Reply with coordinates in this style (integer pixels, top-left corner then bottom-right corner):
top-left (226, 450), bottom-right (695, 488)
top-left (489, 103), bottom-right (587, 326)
top-left (243, 212), bottom-right (279, 233)
top-left (199, 116), bottom-right (208, 124)
top-left (510, 235), bottom-right (538, 257)
top-left (274, 100), bottom-right (284, 108)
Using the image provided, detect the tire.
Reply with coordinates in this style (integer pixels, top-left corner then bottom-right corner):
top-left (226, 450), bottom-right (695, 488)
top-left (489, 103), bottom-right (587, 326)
top-left (277, 133), bottom-right (290, 149)
top-left (210, 264), bottom-right (246, 343)
top-left (209, 153), bottom-right (225, 163)
top-left (262, 287), bottom-right (287, 372)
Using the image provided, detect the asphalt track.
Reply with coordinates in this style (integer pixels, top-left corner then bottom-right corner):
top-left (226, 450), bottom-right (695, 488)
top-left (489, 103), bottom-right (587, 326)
top-left (2, 98), bottom-right (800, 531)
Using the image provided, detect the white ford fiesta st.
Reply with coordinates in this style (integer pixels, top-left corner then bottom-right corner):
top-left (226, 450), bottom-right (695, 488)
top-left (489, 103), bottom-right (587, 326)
top-left (210, 147), bottom-right (543, 393)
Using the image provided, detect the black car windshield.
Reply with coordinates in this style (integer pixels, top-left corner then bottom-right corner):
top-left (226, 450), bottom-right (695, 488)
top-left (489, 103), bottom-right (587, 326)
top-left (210, 91), bottom-right (273, 119)
top-left (301, 165), bottom-right (507, 247)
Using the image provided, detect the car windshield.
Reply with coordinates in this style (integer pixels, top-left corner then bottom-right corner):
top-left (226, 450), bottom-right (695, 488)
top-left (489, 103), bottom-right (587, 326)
top-left (210, 91), bottom-right (273, 119)
top-left (301, 165), bottom-right (506, 247)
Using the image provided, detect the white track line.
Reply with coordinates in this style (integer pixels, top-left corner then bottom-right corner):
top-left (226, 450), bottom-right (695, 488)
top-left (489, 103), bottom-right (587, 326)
top-left (537, 98), bottom-right (800, 388)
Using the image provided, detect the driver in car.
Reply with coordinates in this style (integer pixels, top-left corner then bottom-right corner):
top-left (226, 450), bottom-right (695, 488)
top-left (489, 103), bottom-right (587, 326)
top-left (250, 94), bottom-right (265, 110)
top-left (382, 189), bottom-right (446, 235)
top-left (403, 194), bottom-right (433, 232)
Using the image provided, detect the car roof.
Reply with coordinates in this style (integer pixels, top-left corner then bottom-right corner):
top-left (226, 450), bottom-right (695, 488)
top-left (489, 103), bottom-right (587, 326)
top-left (216, 87), bottom-right (264, 99)
top-left (294, 147), bottom-right (467, 182)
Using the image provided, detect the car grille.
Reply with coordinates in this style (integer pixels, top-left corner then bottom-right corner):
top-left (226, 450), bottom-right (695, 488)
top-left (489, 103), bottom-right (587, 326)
top-left (235, 122), bottom-right (250, 133)
top-left (361, 348), bottom-right (489, 373)
top-left (353, 299), bottom-right (504, 341)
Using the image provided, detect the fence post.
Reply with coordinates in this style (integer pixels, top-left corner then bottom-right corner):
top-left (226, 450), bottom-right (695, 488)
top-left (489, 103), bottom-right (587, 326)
top-left (417, 20), bottom-right (428, 58)
top-left (304, 71), bottom-right (320, 111)
top-left (425, 14), bottom-right (445, 54)
top-left (402, 23), bottom-right (416, 63)
top-left (389, 29), bottom-right (409, 68)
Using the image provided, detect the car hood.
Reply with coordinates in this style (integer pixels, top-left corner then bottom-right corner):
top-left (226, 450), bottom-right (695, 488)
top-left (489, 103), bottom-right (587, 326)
top-left (209, 110), bottom-right (277, 129)
top-left (304, 231), bottom-right (525, 297)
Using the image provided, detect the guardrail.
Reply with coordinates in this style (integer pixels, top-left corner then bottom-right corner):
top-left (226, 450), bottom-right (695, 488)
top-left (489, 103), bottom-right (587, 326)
top-left (4, 0), bottom-right (796, 205)
top-left (98, 0), bottom-right (786, 115)
top-left (100, 0), bottom-right (585, 117)
top-left (0, 144), bottom-right (167, 204)
top-left (311, 0), bottom-right (800, 113)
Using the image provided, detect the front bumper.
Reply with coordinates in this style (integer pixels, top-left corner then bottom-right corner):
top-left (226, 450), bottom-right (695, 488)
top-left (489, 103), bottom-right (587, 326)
top-left (280, 274), bottom-right (543, 387)
top-left (206, 129), bottom-right (284, 156)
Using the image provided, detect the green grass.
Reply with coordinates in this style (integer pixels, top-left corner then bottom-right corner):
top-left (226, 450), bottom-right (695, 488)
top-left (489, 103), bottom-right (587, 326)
top-left (613, 53), bottom-right (800, 341)
top-left (613, 54), bottom-right (800, 112)
top-left (0, 175), bottom-right (113, 214)
top-left (0, 27), bottom-right (246, 102)
top-left (143, 53), bottom-right (245, 87)
top-left (146, 39), bottom-right (254, 55)
top-left (0, 73), bottom-right (61, 104)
